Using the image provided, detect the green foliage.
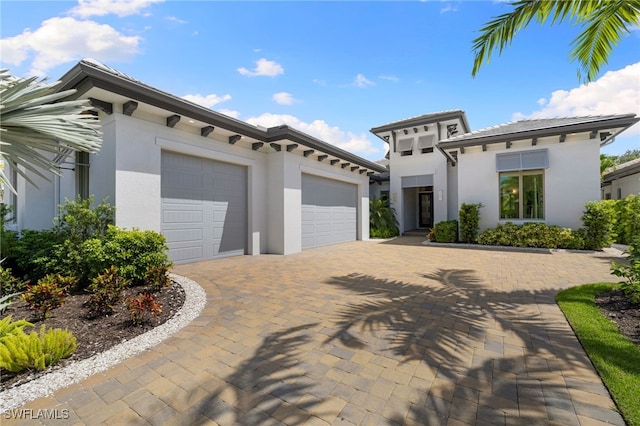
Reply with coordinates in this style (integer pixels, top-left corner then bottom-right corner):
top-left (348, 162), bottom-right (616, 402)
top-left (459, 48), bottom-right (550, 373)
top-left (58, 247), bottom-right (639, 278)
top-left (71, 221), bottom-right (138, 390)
top-left (54, 196), bottom-right (114, 244)
top-left (472, 0), bottom-right (640, 82)
top-left (0, 203), bottom-right (18, 261)
top-left (615, 194), bottom-right (640, 245)
top-left (126, 292), bottom-right (163, 325)
top-left (581, 200), bottom-right (617, 250)
top-left (459, 203), bottom-right (483, 243)
top-left (369, 195), bottom-right (399, 238)
top-left (95, 227), bottom-right (171, 286)
top-left (0, 265), bottom-right (27, 295)
top-left (0, 68), bottom-right (102, 193)
top-left (21, 275), bottom-right (70, 320)
top-left (432, 220), bottom-right (458, 243)
top-left (0, 322), bottom-right (77, 373)
top-left (600, 153), bottom-right (618, 176)
top-left (617, 148), bottom-right (640, 164)
top-left (557, 283), bottom-right (640, 426)
top-left (477, 222), bottom-right (584, 249)
top-left (85, 267), bottom-right (128, 318)
top-left (145, 265), bottom-right (171, 293)
top-left (12, 229), bottom-right (60, 282)
top-left (0, 315), bottom-right (33, 339)
top-left (611, 238), bottom-right (640, 304)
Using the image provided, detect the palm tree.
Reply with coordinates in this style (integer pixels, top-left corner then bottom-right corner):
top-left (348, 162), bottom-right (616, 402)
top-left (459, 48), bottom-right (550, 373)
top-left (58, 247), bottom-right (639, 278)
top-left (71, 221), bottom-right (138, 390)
top-left (472, 0), bottom-right (640, 82)
top-left (0, 69), bottom-right (102, 194)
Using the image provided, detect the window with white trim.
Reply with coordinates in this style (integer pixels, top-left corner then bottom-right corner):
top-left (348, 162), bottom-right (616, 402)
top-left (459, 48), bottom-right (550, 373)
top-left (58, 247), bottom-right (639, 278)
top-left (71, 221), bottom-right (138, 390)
top-left (499, 170), bottom-right (544, 219)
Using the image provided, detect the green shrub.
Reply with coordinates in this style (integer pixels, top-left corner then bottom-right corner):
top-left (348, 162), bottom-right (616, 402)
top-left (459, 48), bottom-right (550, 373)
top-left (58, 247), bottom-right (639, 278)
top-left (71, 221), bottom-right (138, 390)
top-left (611, 238), bottom-right (640, 303)
top-left (459, 203), bottom-right (483, 243)
top-left (94, 227), bottom-right (171, 286)
top-left (85, 267), bottom-right (128, 317)
top-left (12, 229), bottom-right (60, 282)
top-left (581, 200), bottom-right (617, 250)
top-left (21, 275), bottom-right (70, 320)
top-left (369, 196), bottom-right (399, 238)
top-left (126, 293), bottom-right (163, 325)
top-left (0, 315), bottom-right (33, 339)
top-left (432, 220), bottom-right (458, 243)
top-left (145, 265), bottom-right (172, 292)
top-left (0, 321), bottom-right (77, 373)
top-left (0, 266), bottom-right (27, 295)
top-left (616, 194), bottom-right (640, 244)
top-left (477, 222), bottom-right (584, 249)
top-left (54, 196), bottom-right (114, 244)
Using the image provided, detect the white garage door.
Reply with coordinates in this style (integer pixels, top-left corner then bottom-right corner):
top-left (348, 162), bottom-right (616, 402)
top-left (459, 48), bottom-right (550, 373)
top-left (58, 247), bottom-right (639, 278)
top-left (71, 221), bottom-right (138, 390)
top-left (161, 151), bottom-right (247, 264)
top-left (301, 174), bottom-right (357, 249)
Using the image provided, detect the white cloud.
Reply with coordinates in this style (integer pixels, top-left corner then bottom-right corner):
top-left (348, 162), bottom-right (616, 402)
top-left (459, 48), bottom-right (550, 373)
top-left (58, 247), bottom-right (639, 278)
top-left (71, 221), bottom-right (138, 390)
top-left (245, 113), bottom-right (379, 155)
top-left (440, 4), bottom-right (458, 13)
top-left (312, 78), bottom-right (327, 86)
top-left (272, 92), bottom-right (295, 105)
top-left (0, 17), bottom-right (141, 75)
top-left (216, 109), bottom-right (240, 119)
top-left (182, 93), bottom-right (231, 108)
top-left (166, 16), bottom-right (187, 24)
top-left (379, 75), bottom-right (399, 82)
top-left (537, 97), bottom-right (546, 106)
top-left (237, 58), bottom-right (284, 77)
top-left (70, 0), bottom-right (164, 18)
top-left (512, 62), bottom-right (640, 136)
top-left (353, 73), bottom-right (374, 88)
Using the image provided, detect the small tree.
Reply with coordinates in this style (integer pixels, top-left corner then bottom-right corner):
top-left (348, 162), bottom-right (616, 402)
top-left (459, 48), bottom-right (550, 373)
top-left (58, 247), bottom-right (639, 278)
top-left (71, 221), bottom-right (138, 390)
top-left (459, 203), bottom-right (483, 243)
top-left (370, 195), bottom-right (399, 238)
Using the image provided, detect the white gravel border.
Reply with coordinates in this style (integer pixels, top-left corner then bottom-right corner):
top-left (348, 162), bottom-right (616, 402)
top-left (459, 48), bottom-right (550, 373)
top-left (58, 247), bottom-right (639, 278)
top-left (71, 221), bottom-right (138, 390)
top-left (0, 273), bottom-right (206, 412)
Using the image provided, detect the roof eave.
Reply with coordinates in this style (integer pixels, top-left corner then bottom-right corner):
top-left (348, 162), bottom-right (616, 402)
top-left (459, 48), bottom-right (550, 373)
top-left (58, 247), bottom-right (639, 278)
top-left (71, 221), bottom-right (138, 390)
top-left (267, 126), bottom-right (387, 173)
top-left (370, 110), bottom-right (468, 134)
top-left (438, 115), bottom-right (640, 150)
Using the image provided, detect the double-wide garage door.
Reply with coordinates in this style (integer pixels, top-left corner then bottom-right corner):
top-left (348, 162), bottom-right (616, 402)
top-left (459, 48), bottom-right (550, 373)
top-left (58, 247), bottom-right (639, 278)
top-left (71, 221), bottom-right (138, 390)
top-left (161, 151), bottom-right (247, 264)
top-left (301, 174), bottom-right (357, 249)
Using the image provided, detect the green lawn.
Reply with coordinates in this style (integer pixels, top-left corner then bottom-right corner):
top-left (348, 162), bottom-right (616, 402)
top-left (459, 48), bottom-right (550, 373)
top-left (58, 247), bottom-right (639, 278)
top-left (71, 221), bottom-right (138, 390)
top-left (557, 283), bottom-right (640, 426)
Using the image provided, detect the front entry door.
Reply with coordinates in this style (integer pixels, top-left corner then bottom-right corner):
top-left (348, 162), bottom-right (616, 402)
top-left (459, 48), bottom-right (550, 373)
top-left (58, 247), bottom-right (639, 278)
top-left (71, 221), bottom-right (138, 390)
top-left (419, 192), bottom-right (434, 228)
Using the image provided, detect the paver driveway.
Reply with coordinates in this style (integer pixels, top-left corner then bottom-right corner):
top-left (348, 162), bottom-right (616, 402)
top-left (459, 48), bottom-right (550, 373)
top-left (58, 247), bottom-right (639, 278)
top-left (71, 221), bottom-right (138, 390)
top-left (3, 237), bottom-right (627, 425)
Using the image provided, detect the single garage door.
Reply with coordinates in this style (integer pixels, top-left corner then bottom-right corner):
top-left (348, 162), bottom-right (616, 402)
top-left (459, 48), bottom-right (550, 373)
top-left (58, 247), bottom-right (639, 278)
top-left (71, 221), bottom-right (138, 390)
top-left (301, 174), bottom-right (357, 249)
top-left (161, 151), bottom-right (247, 264)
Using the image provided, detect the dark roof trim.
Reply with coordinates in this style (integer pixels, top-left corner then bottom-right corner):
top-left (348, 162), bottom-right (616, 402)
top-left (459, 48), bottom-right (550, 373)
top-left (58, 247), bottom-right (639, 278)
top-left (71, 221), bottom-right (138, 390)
top-left (602, 159), bottom-right (640, 184)
top-left (266, 125), bottom-right (387, 172)
top-left (438, 115), bottom-right (639, 150)
top-left (370, 110), bottom-right (470, 135)
top-left (57, 60), bottom-right (386, 173)
top-left (57, 61), bottom-right (268, 140)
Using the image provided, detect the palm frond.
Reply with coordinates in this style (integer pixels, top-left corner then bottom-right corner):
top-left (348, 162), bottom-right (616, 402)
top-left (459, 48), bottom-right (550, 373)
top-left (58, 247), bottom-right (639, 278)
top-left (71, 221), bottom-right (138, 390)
top-left (0, 69), bottom-right (102, 194)
top-left (570, 0), bottom-right (640, 82)
top-left (471, 0), bottom-right (638, 82)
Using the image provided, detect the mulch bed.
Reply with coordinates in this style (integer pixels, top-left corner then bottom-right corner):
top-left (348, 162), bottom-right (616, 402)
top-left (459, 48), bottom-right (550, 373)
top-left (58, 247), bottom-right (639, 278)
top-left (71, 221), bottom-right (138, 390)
top-left (595, 289), bottom-right (640, 346)
top-left (1, 281), bottom-right (185, 390)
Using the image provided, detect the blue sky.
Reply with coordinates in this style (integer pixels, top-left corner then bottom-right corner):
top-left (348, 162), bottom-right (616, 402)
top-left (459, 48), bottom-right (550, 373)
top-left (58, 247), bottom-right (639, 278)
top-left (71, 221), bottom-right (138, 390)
top-left (1, 0), bottom-right (639, 161)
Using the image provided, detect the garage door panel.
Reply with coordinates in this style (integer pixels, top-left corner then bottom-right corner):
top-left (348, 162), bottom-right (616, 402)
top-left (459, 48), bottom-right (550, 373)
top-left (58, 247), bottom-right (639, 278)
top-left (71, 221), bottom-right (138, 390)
top-left (162, 151), bottom-right (247, 264)
top-left (301, 174), bottom-right (357, 249)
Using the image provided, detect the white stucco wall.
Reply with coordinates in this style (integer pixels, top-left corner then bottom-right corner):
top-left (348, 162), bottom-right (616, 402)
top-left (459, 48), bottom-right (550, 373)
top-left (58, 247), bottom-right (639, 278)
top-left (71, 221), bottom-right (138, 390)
top-left (457, 135), bottom-right (601, 231)
top-left (607, 173), bottom-right (640, 199)
top-left (369, 181), bottom-right (390, 200)
top-left (388, 146), bottom-right (449, 232)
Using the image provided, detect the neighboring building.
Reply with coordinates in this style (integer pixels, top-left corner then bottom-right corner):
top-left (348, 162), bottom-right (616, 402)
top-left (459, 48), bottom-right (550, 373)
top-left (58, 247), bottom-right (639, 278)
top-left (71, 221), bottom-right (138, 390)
top-left (602, 158), bottom-right (640, 200)
top-left (369, 159), bottom-right (390, 201)
top-left (11, 59), bottom-right (386, 264)
top-left (371, 112), bottom-right (639, 233)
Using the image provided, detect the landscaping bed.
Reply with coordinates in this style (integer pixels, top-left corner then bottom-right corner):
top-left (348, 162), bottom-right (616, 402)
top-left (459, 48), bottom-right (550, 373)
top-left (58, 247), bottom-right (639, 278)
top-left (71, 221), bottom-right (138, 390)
top-left (1, 280), bottom-right (185, 391)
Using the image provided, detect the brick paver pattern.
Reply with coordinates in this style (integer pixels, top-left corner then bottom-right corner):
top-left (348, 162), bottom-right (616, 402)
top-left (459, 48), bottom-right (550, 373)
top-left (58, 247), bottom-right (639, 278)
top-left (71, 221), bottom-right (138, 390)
top-left (3, 237), bottom-right (626, 425)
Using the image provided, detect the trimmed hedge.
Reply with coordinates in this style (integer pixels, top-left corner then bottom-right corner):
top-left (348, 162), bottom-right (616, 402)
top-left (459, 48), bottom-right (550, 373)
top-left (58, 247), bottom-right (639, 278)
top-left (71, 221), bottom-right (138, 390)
top-left (432, 220), bottom-right (458, 243)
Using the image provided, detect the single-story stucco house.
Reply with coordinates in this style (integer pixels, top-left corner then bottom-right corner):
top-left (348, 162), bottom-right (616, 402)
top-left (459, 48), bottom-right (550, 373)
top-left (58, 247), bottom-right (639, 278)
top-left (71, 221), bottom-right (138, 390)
top-left (6, 59), bottom-right (387, 264)
top-left (370, 111), bottom-right (639, 234)
top-left (601, 158), bottom-right (640, 200)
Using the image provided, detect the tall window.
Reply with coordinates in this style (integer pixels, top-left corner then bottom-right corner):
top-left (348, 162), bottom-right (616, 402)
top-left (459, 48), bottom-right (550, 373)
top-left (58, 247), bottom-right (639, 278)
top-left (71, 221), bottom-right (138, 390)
top-left (499, 170), bottom-right (544, 219)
